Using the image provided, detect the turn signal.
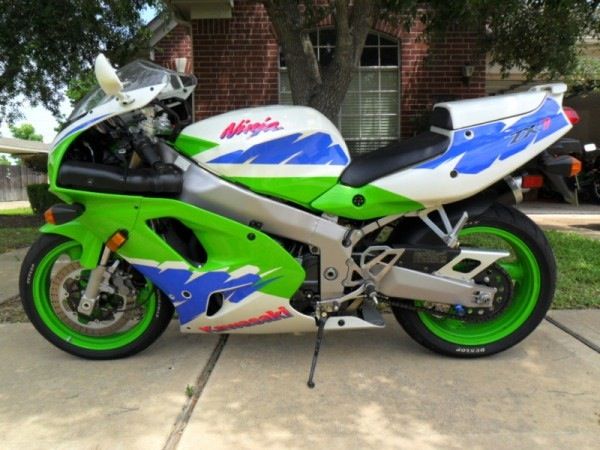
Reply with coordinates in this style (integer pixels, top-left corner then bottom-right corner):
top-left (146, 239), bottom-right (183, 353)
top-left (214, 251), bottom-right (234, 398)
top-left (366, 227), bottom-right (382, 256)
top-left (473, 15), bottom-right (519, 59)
top-left (563, 107), bottom-right (580, 125)
top-left (106, 230), bottom-right (128, 252)
top-left (42, 204), bottom-right (85, 225)
top-left (522, 175), bottom-right (544, 189)
top-left (570, 158), bottom-right (582, 177)
top-left (43, 208), bottom-right (56, 225)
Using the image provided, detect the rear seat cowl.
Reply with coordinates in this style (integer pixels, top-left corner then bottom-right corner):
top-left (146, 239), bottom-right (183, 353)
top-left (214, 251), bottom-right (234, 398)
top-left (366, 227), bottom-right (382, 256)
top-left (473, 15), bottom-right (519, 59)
top-left (431, 91), bottom-right (547, 130)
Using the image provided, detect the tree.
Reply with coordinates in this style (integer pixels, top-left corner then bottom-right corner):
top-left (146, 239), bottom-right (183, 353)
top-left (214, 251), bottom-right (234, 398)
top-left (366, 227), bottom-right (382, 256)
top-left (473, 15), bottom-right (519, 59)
top-left (9, 123), bottom-right (43, 142)
top-left (261, 0), bottom-right (600, 122)
top-left (0, 0), bottom-right (163, 122)
top-left (0, 154), bottom-right (13, 166)
top-left (559, 55), bottom-right (600, 96)
top-left (10, 123), bottom-right (44, 170)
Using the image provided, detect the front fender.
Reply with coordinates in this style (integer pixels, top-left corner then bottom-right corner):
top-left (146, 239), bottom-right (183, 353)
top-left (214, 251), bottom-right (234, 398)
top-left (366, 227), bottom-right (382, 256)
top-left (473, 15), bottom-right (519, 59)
top-left (40, 222), bottom-right (104, 269)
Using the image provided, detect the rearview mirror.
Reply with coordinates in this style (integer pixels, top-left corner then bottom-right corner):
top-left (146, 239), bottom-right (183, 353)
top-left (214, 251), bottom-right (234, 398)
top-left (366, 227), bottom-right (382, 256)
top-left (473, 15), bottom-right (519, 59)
top-left (95, 54), bottom-right (123, 97)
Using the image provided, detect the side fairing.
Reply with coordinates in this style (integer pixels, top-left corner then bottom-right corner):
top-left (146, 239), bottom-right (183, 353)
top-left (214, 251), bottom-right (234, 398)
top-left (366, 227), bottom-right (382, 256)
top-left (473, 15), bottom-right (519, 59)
top-left (175, 105), bottom-right (351, 207)
top-left (42, 190), bottom-right (315, 334)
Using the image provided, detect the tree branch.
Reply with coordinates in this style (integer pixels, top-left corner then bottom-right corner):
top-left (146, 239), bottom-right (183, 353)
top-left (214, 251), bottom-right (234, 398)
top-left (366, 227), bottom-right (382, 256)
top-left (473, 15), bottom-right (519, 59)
top-left (310, 0), bottom-right (380, 121)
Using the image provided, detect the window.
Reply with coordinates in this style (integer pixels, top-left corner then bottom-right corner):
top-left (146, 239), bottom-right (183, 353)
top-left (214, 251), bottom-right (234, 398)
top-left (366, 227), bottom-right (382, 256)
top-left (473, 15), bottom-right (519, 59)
top-left (279, 30), bottom-right (400, 154)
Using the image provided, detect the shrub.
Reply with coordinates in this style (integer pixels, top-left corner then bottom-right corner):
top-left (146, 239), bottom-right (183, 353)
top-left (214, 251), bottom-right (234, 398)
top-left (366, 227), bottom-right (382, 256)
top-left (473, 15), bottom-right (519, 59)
top-left (21, 153), bottom-right (48, 173)
top-left (26, 183), bottom-right (60, 214)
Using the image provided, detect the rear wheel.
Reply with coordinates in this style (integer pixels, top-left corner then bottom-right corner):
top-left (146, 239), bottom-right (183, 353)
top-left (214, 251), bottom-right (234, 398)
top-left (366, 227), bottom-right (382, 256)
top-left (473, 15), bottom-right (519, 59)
top-left (391, 204), bottom-right (555, 357)
top-left (20, 234), bottom-right (174, 359)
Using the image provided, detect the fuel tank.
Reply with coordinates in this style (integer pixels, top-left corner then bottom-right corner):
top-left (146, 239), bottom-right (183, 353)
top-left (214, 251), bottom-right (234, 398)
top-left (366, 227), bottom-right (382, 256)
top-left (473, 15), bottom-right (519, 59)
top-left (175, 105), bottom-right (351, 207)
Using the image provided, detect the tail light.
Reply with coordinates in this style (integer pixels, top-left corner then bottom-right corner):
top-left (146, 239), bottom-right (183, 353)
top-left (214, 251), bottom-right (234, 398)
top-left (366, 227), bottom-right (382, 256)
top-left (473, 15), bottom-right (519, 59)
top-left (563, 107), bottom-right (580, 125)
top-left (522, 175), bottom-right (544, 189)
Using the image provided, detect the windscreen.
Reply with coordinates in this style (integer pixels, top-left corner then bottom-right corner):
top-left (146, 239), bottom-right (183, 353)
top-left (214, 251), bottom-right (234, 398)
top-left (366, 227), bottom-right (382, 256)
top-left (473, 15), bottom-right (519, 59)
top-left (68, 60), bottom-right (173, 121)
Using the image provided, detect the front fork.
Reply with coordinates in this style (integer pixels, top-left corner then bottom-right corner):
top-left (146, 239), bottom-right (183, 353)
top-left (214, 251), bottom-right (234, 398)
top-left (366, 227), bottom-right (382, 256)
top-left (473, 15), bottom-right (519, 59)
top-left (77, 246), bottom-right (112, 316)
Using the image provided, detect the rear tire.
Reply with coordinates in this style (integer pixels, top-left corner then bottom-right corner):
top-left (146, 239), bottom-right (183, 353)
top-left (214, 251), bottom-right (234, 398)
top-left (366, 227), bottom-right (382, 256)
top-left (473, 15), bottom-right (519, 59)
top-left (20, 234), bottom-right (174, 359)
top-left (391, 203), bottom-right (556, 357)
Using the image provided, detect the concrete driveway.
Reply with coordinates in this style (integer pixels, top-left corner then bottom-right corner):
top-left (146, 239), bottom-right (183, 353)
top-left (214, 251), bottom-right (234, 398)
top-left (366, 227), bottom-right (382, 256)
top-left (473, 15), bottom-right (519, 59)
top-left (1, 314), bottom-right (598, 450)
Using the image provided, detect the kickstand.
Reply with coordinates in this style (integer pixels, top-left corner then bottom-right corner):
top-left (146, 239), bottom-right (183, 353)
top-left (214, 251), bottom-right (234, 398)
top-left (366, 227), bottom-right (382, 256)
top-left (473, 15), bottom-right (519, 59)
top-left (307, 317), bottom-right (327, 388)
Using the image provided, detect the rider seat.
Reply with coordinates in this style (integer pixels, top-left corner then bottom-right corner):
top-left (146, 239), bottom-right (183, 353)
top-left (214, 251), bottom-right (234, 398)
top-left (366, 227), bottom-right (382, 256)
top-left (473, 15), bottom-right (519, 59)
top-left (340, 131), bottom-right (450, 187)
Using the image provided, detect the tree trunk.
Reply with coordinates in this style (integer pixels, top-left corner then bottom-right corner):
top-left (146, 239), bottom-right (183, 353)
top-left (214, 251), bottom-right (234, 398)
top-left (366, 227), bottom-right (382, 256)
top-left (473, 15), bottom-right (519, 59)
top-left (263, 0), bottom-right (380, 124)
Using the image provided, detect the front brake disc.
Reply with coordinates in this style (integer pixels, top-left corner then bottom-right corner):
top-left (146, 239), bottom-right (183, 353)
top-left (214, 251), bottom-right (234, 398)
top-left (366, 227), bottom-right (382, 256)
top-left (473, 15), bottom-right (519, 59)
top-left (49, 261), bottom-right (133, 336)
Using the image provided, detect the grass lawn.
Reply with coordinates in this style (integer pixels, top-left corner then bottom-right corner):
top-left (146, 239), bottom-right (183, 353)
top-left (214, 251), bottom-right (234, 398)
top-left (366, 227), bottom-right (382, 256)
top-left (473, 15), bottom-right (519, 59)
top-left (545, 230), bottom-right (600, 309)
top-left (0, 205), bottom-right (40, 253)
top-left (0, 206), bottom-right (33, 215)
top-left (0, 227), bottom-right (39, 253)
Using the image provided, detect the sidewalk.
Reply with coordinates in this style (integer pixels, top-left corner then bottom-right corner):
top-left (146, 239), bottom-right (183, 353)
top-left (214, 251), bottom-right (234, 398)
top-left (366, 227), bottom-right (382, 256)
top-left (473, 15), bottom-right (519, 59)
top-left (519, 201), bottom-right (600, 238)
top-left (0, 313), bottom-right (598, 449)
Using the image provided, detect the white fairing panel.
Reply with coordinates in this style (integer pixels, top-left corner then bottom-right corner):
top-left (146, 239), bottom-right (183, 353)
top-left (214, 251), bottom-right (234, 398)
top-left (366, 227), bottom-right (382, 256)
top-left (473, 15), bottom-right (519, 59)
top-left (180, 105), bottom-right (351, 178)
top-left (434, 91), bottom-right (547, 129)
top-left (375, 90), bottom-right (572, 207)
top-left (52, 84), bottom-right (167, 149)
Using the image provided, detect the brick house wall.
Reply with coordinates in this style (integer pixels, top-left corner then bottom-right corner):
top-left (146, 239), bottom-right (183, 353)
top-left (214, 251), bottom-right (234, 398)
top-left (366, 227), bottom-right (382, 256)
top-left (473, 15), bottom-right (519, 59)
top-left (153, 24), bottom-right (193, 72)
top-left (192, 2), bottom-right (279, 120)
top-left (152, 1), bottom-right (485, 138)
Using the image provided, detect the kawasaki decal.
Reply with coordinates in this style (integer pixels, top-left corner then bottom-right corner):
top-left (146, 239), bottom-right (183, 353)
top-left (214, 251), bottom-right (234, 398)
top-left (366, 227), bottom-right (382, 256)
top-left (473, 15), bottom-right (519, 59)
top-left (199, 306), bottom-right (292, 333)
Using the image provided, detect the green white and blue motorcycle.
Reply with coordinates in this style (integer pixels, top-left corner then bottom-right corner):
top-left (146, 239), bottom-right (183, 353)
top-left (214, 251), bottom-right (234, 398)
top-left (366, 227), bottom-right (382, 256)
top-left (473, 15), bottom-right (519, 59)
top-left (20, 55), bottom-right (575, 386)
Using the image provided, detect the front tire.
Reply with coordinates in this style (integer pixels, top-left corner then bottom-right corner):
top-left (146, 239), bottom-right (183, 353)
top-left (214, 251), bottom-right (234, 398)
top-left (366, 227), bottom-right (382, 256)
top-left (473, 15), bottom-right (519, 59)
top-left (19, 234), bottom-right (174, 359)
top-left (392, 204), bottom-right (556, 357)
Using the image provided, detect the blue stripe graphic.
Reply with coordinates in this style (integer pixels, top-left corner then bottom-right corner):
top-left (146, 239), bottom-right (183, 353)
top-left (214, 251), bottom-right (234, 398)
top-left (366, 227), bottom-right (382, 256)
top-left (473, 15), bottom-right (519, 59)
top-left (133, 264), bottom-right (279, 324)
top-left (56, 113), bottom-right (111, 144)
top-left (419, 98), bottom-right (569, 174)
top-left (209, 132), bottom-right (349, 165)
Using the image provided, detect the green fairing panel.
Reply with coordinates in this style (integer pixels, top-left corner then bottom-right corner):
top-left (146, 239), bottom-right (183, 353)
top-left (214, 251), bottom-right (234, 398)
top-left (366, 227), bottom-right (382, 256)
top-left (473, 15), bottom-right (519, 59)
top-left (174, 134), bottom-right (219, 158)
top-left (311, 183), bottom-right (424, 220)
top-left (40, 192), bottom-right (144, 268)
top-left (226, 176), bottom-right (338, 208)
top-left (41, 191), bottom-right (304, 299)
top-left (126, 198), bottom-right (305, 299)
top-left (47, 133), bottom-right (81, 197)
top-left (47, 132), bottom-right (303, 299)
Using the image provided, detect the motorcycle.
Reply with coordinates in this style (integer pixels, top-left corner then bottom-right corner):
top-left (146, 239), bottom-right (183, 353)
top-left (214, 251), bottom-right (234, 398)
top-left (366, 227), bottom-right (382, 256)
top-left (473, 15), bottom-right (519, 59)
top-left (20, 55), bottom-right (577, 387)
top-left (573, 141), bottom-right (600, 204)
top-left (518, 137), bottom-right (585, 205)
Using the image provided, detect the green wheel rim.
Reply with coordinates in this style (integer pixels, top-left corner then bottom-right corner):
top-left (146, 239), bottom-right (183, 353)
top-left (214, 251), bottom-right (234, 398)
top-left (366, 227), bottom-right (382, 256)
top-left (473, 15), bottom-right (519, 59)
top-left (417, 226), bottom-right (542, 346)
top-left (33, 240), bottom-right (158, 351)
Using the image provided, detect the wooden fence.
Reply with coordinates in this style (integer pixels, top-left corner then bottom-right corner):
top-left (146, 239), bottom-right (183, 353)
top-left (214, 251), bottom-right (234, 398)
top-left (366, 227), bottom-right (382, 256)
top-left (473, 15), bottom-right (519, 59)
top-left (0, 165), bottom-right (47, 202)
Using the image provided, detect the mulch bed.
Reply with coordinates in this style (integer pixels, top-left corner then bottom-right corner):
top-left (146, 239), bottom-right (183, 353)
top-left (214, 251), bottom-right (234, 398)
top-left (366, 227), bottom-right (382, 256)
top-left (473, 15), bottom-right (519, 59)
top-left (0, 214), bottom-right (44, 228)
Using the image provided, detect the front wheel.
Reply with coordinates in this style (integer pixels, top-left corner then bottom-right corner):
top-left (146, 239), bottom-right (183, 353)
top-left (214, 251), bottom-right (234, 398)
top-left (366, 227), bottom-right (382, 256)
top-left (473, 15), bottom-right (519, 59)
top-left (391, 203), bottom-right (556, 357)
top-left (19, 234), bottom-right (174, 359)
